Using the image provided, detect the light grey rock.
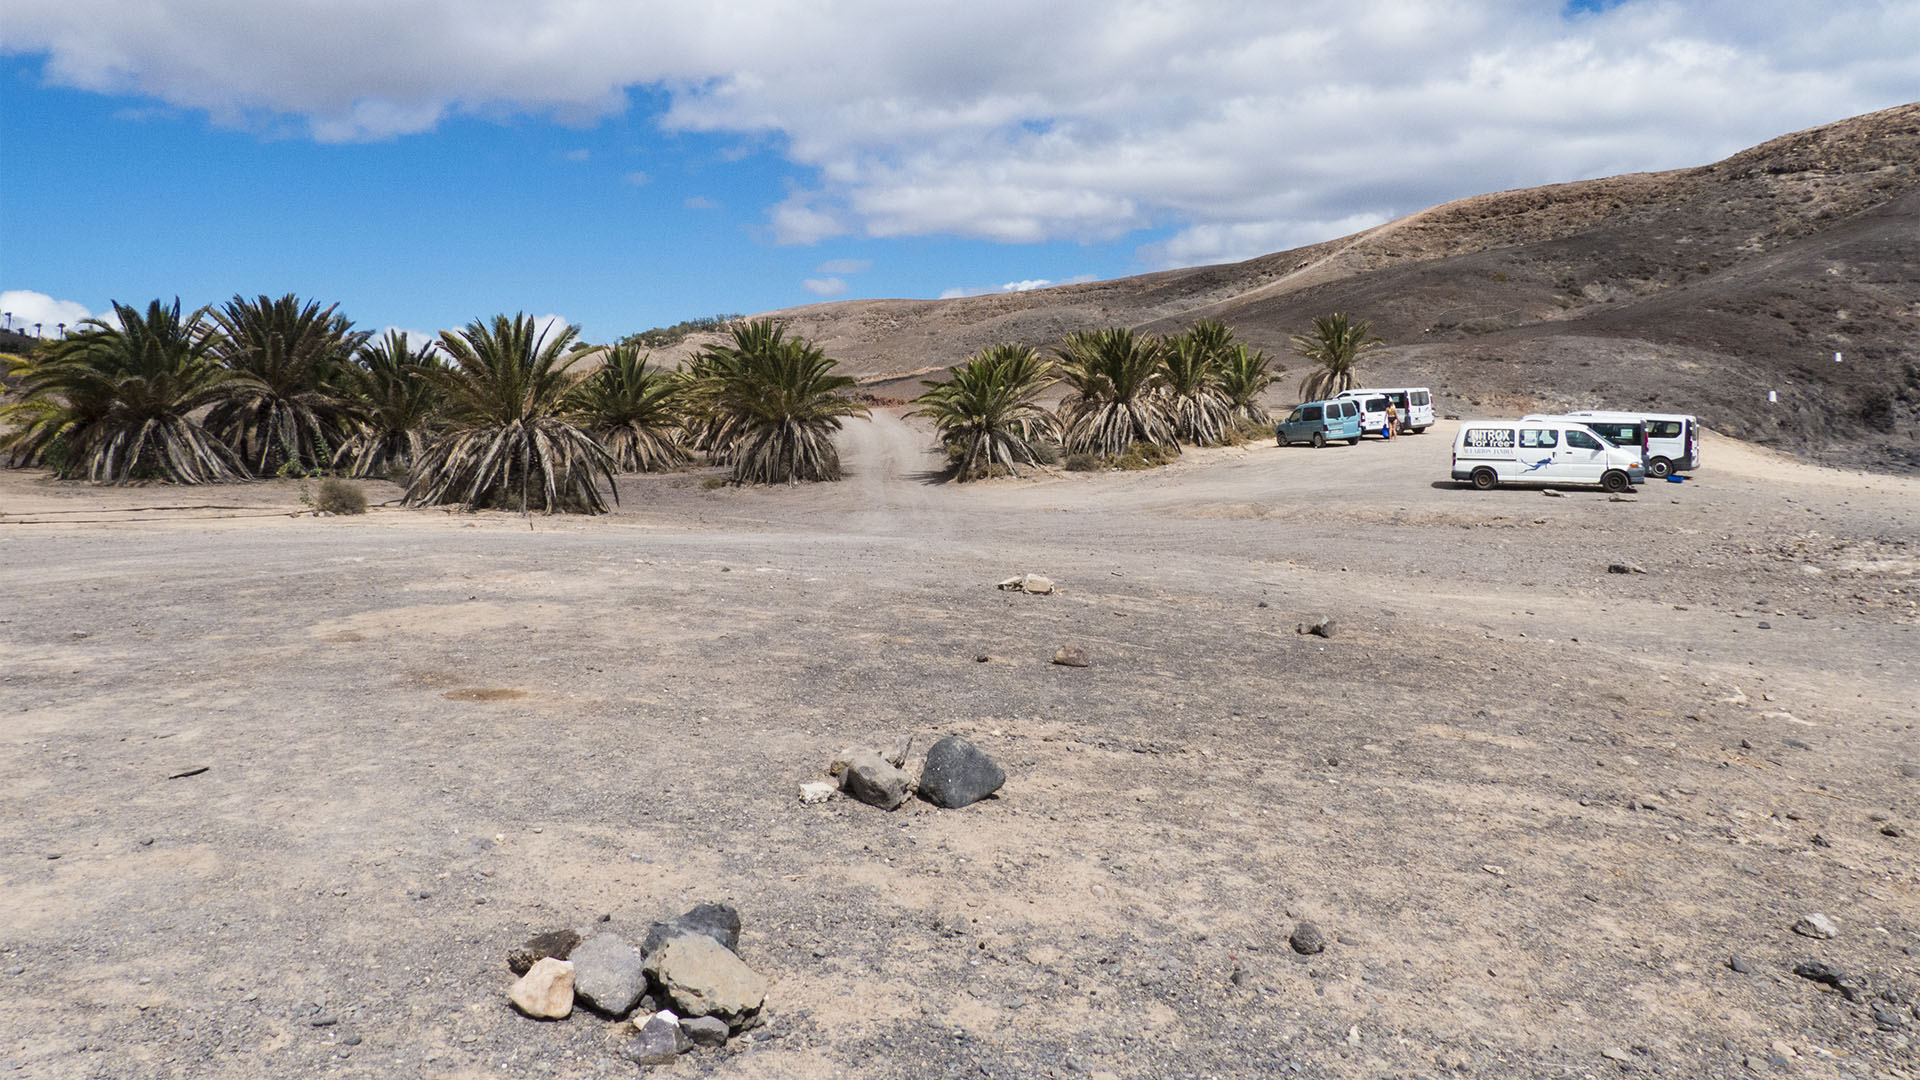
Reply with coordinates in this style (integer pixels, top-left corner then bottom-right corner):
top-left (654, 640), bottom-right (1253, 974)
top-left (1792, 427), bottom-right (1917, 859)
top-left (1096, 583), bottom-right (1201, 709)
top-left (570, 932), bottom-right (648, 1016)
top-left (834, 749), bottom-right (911, 810)
top-left (1791, 913), bottom-right (1839, 940)
top-left (646, 934), bottom-right (768, 1024)
top-left (619, 1012), bottom-right (682, 1066)
top-left (1051, 645), bottom-right (1090, 667)
top-left (681, 1014), bottom-right (730, 1047)
top-left (798, 781), bottom-right (836, 804)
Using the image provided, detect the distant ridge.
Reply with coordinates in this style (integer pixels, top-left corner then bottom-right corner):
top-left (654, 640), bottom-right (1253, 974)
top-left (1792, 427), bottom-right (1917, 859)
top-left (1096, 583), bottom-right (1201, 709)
top-left (730, 104), bottom-right (1920, 470)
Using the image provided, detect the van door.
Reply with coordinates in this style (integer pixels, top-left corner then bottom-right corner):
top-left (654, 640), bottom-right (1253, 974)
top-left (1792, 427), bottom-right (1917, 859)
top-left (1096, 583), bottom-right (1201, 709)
top-left (1558, 428), bottom-right (1608, 483)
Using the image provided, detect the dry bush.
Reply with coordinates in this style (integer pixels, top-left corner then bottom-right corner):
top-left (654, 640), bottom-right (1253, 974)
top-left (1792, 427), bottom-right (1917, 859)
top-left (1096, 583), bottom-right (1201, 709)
top-left (315, 477), bottom-right (367, 515)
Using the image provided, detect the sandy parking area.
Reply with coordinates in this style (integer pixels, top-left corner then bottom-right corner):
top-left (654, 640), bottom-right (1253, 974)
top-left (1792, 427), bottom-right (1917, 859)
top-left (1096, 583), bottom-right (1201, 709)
top-left (2, 414), bottom-right (1916, 1079)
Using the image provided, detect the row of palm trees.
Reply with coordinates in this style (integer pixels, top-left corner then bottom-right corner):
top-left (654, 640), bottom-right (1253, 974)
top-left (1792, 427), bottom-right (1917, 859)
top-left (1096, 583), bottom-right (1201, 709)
top-left (0, 298), bottom-right (868, 511)
top-left (910, 321), bottom-right (1282, 480)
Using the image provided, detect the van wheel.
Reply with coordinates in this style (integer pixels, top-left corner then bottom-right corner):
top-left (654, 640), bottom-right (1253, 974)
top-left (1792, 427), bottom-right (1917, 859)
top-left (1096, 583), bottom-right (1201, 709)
top-left (1471, 468), bottom-right (1497, 490)
top-left (1275, 432), bottom-right (1289, 446)
top-left (1602, 470), bottom-right (1630, 493)
top-left (1348, 437), bottom-right (1361, 446)
top-left (1310, 432), bottom-right (1325, 449)
top-left (1648, 457), bottom-right (1672, 479)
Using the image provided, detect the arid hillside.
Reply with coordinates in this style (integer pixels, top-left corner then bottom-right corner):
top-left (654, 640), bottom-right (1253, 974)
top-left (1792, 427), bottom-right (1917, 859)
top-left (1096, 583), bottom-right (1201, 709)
top-left (726, 104), bottom-right (1920, 470)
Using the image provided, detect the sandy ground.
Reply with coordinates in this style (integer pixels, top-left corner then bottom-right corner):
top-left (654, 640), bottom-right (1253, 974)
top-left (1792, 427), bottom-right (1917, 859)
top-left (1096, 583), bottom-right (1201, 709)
top-left (1, 415), bottom-right (1917, 1080)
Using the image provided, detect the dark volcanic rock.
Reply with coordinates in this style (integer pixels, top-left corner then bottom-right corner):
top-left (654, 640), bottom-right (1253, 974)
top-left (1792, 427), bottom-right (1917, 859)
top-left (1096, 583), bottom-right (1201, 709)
top-left (1289, 921), bottom-right (1327, 955)
top-left (644, 902), bottom-right (743, 957)
top-left (507, 928), bottom-right (582, 976)
top-left (917, 736), bottom-right (1006, 809)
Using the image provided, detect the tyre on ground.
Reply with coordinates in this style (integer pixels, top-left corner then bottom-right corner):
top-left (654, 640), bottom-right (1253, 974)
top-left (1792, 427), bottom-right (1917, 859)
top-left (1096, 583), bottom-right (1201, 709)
top-left (1471, 468), bottom-right (1497, 490)
top-left (1602, 470), bottom-right (1631, 493)
top-left (1310, 432), bottom-right (1326, 448)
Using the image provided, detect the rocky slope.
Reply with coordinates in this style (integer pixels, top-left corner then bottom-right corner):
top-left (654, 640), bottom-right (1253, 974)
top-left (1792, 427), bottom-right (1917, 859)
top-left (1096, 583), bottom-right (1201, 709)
top-left (729, 104), bottom-right (1920, 470)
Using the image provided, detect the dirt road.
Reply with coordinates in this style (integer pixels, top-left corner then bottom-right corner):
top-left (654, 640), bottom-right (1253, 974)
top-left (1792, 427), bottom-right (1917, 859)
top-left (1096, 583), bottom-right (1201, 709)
top-left (1, 420), bottom-right (1915, 1079)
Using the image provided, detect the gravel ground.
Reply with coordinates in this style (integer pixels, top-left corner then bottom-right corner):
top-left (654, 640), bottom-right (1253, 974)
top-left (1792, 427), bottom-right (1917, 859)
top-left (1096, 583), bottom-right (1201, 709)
top-left (1, 414), bottom-right (1916, 1079)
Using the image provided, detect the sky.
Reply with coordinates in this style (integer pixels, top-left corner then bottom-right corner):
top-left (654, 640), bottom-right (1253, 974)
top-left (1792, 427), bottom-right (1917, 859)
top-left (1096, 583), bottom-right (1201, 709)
top-left (2, 1), bottom-right (1915, 345)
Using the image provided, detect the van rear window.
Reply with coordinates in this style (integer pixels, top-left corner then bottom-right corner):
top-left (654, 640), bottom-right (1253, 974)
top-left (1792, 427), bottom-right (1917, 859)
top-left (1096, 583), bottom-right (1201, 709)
top-left (1411, 391), bottom-right (1429, 406)
top-left (1647, 420), bottom-right (1683, 439)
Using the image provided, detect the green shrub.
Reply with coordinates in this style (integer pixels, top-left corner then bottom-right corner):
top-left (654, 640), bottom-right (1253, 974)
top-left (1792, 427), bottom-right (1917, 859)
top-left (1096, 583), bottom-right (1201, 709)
top-left (315, 477), bottom-right (367, 515)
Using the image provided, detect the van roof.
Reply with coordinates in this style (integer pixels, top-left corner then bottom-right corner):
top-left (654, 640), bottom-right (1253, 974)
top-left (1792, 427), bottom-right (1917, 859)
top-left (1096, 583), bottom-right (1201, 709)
top-left (1336, 386), bottom-right (1429, 396)
top-left (1523, 413), bottom-right (1644, 424)
top-left (1564, 409), bottom-right (1697, 422)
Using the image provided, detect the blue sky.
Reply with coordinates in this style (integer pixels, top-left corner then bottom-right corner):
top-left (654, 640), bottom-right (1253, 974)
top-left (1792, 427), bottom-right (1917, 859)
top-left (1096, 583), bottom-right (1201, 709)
top-left (2, 1), bottom-right (1914, 344)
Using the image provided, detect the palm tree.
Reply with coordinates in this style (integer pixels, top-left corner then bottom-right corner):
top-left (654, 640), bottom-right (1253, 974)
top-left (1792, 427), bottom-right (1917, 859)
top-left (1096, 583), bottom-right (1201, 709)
top-left (333, 330), bottom-right (446, 478)
top-left (1218, 343), bottom-right (1279, 426)
top-left (405, 314), bottom-right (617, 513)
top-left (1161, 331), bottom-right (1233, 446)
top-left (0, 299), bottom-right (243, 484)
top-left (692, 318), bottom-right (868, 484)
top-left (910, 344), bottom-right (1059, 480)
top-left (567, 343), bottom-right (689, 472)
top-left (1054, 328), bottom-right (1177, 457)
top-left (1293, 313), bottom-right (1382, 401)
top-left (206, 294), bottom-right (369, 475)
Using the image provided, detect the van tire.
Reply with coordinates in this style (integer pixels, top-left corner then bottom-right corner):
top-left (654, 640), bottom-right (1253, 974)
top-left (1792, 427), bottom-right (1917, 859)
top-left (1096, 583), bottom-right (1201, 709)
top-left (1648, 456), bottom-right (1672, 479)
top-left (1275, 432), bottom-right (1289, 446)
top-left (1310, 432), bottom-right (1325, 449)
top-left (1348, 437), bottom-right (1361, 446)
top-left (1471, 468), bottom-right (1497, 490)
top-left (1601, 470), bottom-right (1630, 493)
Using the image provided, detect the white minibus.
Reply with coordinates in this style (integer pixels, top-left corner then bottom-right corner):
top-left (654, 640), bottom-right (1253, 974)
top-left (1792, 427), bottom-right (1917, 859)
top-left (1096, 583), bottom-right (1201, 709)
top-left (1338, 387), bottom-right (1435, 433)
top-left (1564, 411), bottom-right (1700, 477)
top-left (1452, 419), bottom-right (1645, 493)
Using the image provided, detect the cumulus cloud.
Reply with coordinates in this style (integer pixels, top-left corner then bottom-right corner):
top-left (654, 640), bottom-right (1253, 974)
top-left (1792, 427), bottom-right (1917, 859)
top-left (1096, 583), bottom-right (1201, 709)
top-left (938, 276), bottom-right (1093, 300)
top-left (6, 1), bottom-right (1916, 265)
top-left (0, 290), bottom-right (94, 336)
top-left (622, 170), bottom-right (650, 186)
top-left (802, 277), bottom-right (848, 297)
top-left (814, 258), bottom-right (872, 275)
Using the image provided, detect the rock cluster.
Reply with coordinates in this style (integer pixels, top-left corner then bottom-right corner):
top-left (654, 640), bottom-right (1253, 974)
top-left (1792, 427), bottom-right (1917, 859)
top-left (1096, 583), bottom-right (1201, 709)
top-left (997, 573), bottom-right (1055, 594)
top-left (503, 902), bottom-right (768, 1066)
top-left (814, 735), bottom-right (1007, 811)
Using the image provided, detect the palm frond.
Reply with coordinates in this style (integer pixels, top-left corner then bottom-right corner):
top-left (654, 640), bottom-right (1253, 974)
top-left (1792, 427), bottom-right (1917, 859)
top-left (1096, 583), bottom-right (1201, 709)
top-left (1293, 313), bottom-right (1381, 401)
top-left (567, 343), bottom-right (689, 472)
top-left (1054, 328), bottom-right (1177, 457)
top-left (910, 344), bottom-right (1058, 480)
top-left (689, 319), bottom-right (868, 484)
top-left (206, 294), bottom-right (369, 474)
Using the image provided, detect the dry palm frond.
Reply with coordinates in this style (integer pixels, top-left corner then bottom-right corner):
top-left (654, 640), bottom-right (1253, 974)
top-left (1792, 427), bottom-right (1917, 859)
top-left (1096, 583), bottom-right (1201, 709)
top-left (567, 343), bottom-right (689, 472)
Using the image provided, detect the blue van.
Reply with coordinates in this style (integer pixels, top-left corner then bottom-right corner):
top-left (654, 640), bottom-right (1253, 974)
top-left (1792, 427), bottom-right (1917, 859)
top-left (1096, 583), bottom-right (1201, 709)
top-left (1275, 398), bottom-right (1363, 447)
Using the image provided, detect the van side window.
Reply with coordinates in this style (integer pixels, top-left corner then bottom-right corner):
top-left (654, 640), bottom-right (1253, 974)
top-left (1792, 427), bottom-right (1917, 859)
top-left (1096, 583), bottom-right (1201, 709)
top-left (1301, 405), bottom-right (1322, 421)
top-left (1342, 401), bottom-right (1358, 417)
top-left (1565, 430), bottom-right (1602, 450)
top-left (1519, 429), bottom-right (1557, 448)
top-left (1411, 391), bottom-right (1429, 406)
top-left (1647, 420), bottom-right (1682, 439)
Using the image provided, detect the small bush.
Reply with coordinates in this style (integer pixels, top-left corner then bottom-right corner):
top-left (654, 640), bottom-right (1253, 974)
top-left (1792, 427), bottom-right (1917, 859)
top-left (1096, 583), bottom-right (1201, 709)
top-left (1127, 441), bottom-right (1176, 466)
top-left (1064, 452), bottom-right (1100, 472)
top-left (1030, 441), bottom-right (1062, 466)
top-left (315, 477), bottom-right (367, 515)
top-left (701, 476), bottom-right (729, 490)
top-left (1112, 452), bottom-right (1152, 470)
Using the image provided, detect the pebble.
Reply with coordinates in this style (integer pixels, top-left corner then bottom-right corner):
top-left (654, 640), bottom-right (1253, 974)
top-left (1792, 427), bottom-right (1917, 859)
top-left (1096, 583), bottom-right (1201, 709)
top-left (1051, 645), bottom-right (1090, 667)
top-left (798, 781), bottom-right (836, 805)
top-left (341, 1035), bottom-right (362, 1046)
top-left (1289, 921), bottom-right (1326, 955)
top-left (4, 966), bottom-right (22, 976)
top-left (1791, 913), bottom-right (1839, 939)
top-left (310, 1015), bottom-right (338, 1027)
top-left (1727, 955), bottom-right (1751, 974)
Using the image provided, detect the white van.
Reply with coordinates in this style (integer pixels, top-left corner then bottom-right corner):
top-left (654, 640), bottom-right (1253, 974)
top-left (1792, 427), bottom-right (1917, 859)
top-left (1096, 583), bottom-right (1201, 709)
top-left (1563, 410), bottom-right (1700, 478)
top-left (1345, 393), bottom-right (1393, 437)
top-left (1451, 419), bottom-right (1645, 493)
top-left (1338, 387), bottom-right (1435, 433)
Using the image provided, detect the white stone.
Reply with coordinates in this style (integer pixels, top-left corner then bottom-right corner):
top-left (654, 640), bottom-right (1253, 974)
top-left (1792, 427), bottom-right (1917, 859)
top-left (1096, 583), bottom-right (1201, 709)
top-left (798, 781), bottom-right (836, 804)
top-left (509, 957), bottom-right (574, 1019)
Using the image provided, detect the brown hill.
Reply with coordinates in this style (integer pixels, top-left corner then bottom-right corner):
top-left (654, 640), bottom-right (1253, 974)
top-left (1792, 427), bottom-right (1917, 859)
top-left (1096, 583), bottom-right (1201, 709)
top-left (728, 103), bottom-right (1920, 471)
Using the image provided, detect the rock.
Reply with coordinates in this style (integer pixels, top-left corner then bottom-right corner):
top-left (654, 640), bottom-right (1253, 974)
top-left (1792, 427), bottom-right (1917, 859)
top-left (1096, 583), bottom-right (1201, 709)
top-left (1873, 1003), bottom-right (1908, 1030)
top-left (834, 750), bottom-right (912, 810)
top-left (884, 734), bottom-right (914, 768)
top-left (1727, 955), bottom-right (1752, 974)
top-left (1757, 621), bottom-right (1772, 630)
top-left (508, 957), bottom-right (574, 1020)
top-left (1052, 645), bottom-right (1090, 667)
top-left (1607, 562), bottom-right (1647, 575)
top-left (507, 928), bottom-right (582, 976)
top-left (642, 902), bottom-right (743, 957)
top-left (1601, 1046), bottom-right (1634, 1065)
top-left (1791, 960), bottom-right (1865, 1001)
top-left (646, 934), bottom-right (769, 1027)
top-left (310, 1014), bottom-right (338, 1027)
top-left (1298, 619), bottom-right (1335, 639)
top-left (1899, 763), bottom-right (1920, 779)
top-left (681, 1014), bottom-right (731, 1047)
top-left (997, 574), bottom-right (1054, 594)
top-left (917, 735), bottom-right (1006, 809)
top-left (1289, 921), bottom-right (1326, 955)
top-left (1883, 823), bottom-right (1906, 838)
top-left (1541, 488), bottom-right (1564, 497)
top-left (798, 781), bottom-right (836, 804)
top-left (570, 933), bottom-right (648, 1016)
top-left (619, 1011), bottom-right (683, 1066)
top-left (1791, 913), bottom-right (1839, 939)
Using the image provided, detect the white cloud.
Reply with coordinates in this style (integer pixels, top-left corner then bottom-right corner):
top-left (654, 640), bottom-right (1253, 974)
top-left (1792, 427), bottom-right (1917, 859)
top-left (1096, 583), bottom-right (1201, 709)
top-left (684, 195), bottom-right (720, 209)
top-left (6, 1), bottom-right (1917, 265)
top-left (622, 170), bottom-right (650, 186)
top-left (802, 277), bottom-right (847, 297)
top-left (0, 290), bottom-right (94, 336)
top-left (815, 258), bottom-right (871, 275)
top-left (564, 148), bottom-right (590, 162)
top-left (938, 276), bottom-right (1093, 300)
